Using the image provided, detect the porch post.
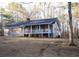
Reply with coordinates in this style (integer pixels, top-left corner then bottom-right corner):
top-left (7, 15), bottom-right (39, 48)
top-left (23, 27), bottom-right (25, 37)
top-left (52, 24), bottom-right (53, 37)
top-left (31, 25), bottom-right (32, 37)
top-left (48, 24), bottom-right (50, 38)
top-left (39, 25), bottom-right (40, 37)
top-left (42, 25), bottom-right (43, 38)
top-left (29, 26), bottom-right (32, 37)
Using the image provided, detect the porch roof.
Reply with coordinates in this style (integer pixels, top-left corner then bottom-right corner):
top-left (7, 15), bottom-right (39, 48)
top-left (6, 18), bottom-right (60, 28)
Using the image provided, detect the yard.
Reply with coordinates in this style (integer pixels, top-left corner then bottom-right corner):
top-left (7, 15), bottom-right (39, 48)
top-left (0, 36), bottom-right (79, 57)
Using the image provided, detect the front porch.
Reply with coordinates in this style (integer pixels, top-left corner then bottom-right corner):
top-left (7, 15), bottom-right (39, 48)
top-left (23, 24), bottom-right (53, 38)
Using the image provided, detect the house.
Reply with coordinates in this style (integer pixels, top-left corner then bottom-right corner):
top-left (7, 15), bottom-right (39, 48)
top-left (5, 18), bottom-right (61, 38)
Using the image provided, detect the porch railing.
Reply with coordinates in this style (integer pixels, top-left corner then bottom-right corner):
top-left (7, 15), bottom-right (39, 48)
top-left (24, 29), bottom-right (51, 34)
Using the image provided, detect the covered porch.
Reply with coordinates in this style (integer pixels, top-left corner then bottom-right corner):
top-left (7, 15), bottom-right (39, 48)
top-left (24, 24), bottom-right (53, 38)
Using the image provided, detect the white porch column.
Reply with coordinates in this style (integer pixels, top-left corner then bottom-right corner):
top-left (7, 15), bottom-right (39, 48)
top-left (52, 24), bottom-right (53, 37)
top-left (31, 25), bottom-right (32, 37)
top-left (29, 26), bottom-right (32, 37)
top-left (41, 25), bottom-right (43, 38)
top-left (39, 25), bottom-right (40, 31)
top-left (22, 27), bottom-right (24, 36)
top-left (48, 24), bottom-right (50, 38)
top-left (39, 25), bottom-right (40, 37)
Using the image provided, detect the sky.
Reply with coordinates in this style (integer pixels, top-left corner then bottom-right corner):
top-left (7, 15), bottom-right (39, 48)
top-left (0, 0), bottom-right (57, 9)
top-left (0, 0), bottom-right (68, 18)
top-left (0, 0), bottom-right (65, 10)
top-left (0, 0), bottom-right (70, 8)
top-left (0, 0), bottom-right (31, 8)
top-left (0, 0), bottom-right (78, 8)
top-left (0, 0), bottom-right (73, 18)
top-left (0, 0), bottom-right (67, 8)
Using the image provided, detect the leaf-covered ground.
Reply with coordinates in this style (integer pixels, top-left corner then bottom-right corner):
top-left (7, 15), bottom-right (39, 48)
top-left (0, 36), bottom-right (79, 57)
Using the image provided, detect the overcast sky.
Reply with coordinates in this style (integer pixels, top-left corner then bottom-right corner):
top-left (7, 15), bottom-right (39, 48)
top-left (0, 0), bottom-right (68, 17)
top-left (0, 0), bottom-right (32, 8)
top-left (0, 0), bottom-right (56, 9)
top-left (0, 0), bottom-right (78, 8)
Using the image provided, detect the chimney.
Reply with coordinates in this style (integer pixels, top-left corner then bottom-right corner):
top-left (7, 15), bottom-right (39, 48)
top-left (27, 18), bottom-right (30, 21)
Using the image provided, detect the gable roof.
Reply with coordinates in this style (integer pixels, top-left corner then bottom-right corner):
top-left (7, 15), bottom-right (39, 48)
top-left (6, 18), bottom-right (60, 28)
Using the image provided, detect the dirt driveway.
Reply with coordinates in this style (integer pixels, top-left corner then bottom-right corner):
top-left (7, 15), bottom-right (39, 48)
top-left (0, 36), bottom-right (79, 57)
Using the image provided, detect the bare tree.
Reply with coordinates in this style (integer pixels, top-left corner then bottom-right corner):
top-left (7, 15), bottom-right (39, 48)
top-left (68, 2), bottom-right (77, 46)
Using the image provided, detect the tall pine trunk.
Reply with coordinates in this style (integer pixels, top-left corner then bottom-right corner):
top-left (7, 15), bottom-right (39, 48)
top-left (68, 2), bottom-right (76, 46)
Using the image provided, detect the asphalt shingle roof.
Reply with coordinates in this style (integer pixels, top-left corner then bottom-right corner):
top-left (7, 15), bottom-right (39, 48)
top-left (6, 18), bottom-right (60, 28)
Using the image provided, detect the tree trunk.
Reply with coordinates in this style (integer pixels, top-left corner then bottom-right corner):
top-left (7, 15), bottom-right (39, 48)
top-left (68, 2), bottom-right (76, 46)
top-left (0, 12), bottom-right (4, 36)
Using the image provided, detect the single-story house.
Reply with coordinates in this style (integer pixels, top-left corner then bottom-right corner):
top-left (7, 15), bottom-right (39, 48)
top-left (5, 18), bottom-right (61, 38)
